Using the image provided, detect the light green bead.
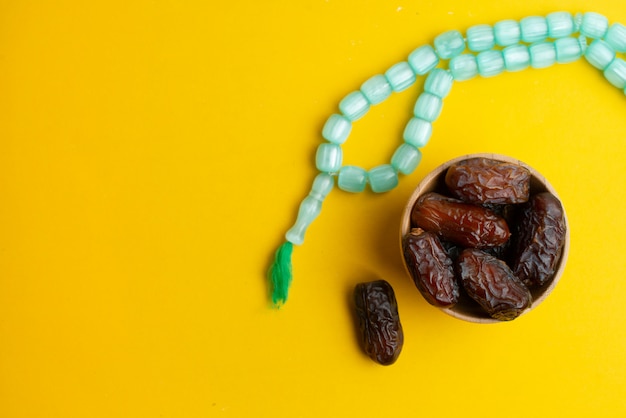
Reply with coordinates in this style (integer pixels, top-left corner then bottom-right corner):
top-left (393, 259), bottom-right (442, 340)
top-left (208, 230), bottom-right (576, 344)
top-left (413, 92), bottom-right (442, 122)
top-left (339, 91), bottom-right (370, 121)
top-left (338, 165), bottom-right (367, 193)
top-left (434, 30), bottom-right (465, 59)
top-left (361, 74), bottom-right (392, 105)
top-left (311, 173), bottom-right (334, 199)
top-left (385, 62), bottom-right (416, 92)
top-left (581, 12), bottom-right (608, 39)
top-left (391, 143), bottom-right (422, 175)
top-left (285, 173), bottom-right (334, 245)
top-left (467, 24), bottom-right (495, 52)
top-left (322, 114), bottom-right (351, 144)
top-left (521, 16), bottom-right (548, 43)
top-left (449, 54), bottom-right (478, 81)
top-left (424, 69), bottom-right (453, 98)
top-left (285, 196), bottom-right (320, 245)
top-left (408, 45), bottom-right (440, 75)
top-left (503, 44), bottom-right (530, 72)
top-left (605, 23), bottom-right (626, 53)
top-left (529, 42), bottom-right (556, 68)
top-left (403, 117), bottom-right (432, 148)
top-left (585, 39), bottom-right (615, 70)
top-left (547, 12), bottom-right (575, 38)
top-left (555, 37), bottom-right (582, 63)
top-left (604, 58), bottom-right (626, 89)
top-left (315, 143), bottom-right (342, 173)
top-left (368, 164), bottom-right (398, 193)
top-left (477, 50), bottom-right (504, 77)
top-left (494, 19), bottom-right (521, 46)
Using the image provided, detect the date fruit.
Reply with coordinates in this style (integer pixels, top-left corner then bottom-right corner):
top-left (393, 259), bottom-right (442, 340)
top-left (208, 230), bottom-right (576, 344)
top-left (354, 280), bottom-right (403, 365)
top-left (457, 249), bottom-right (532, 321)
top-left (512, 192), bottom-right (566, 287)
top-left (411, 192), bottom-right (510, 248)
top-left (445, 157), bottom-right (531, 204)
top-left (403, 229), bottom-right (460, 307)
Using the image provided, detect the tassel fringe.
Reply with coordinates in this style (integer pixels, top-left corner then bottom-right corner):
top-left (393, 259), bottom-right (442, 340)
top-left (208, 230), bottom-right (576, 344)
top-left (268, 241), bottom-right (293, 307)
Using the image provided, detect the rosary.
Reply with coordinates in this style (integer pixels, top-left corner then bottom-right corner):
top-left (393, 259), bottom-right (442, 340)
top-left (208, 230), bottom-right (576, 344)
top-left (268, 11), bottom-right (626, 307)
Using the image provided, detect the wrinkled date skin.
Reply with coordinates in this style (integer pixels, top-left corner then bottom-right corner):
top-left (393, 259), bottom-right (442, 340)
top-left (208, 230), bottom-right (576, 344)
top-left (512, 192), bottom-right (566, 287)
top-left (354, 280), bottom-right (403, 365)
top-left (445, 157), bottom-right (531, 204)
top-left (411, 192), bottom-right (510, 248)
top-left (457, 249), bottom-right (532, 321)
top-left (403, 229), bottom-right (460, 307)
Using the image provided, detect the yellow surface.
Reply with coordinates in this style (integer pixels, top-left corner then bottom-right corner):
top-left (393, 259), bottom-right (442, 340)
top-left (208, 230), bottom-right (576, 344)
top-left (1, 1), bottom-right (626, 417)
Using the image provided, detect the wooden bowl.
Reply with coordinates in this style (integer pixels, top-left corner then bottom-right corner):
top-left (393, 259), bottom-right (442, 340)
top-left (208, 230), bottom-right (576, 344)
top-left (399, 153), bottom-right (570, 323)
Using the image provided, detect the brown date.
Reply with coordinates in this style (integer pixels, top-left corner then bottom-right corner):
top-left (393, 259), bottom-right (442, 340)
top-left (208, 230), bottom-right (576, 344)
top-left (445, 157), bottom-right (531, 204)
top-left (403, 229), bottom-right (460, 307)
top-left (457, 249), bottom-right (532, 321)
top-left (512, 192), bottom-right (566, 287)
top-left (411, 192), bottom-right (510, 248)
top-left (354, 280), bottom-right (403, 365)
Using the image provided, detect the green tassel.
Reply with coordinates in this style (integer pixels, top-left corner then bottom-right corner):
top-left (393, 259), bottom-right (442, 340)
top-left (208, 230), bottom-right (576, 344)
top-left (268, 241), bottom-right (294, 307)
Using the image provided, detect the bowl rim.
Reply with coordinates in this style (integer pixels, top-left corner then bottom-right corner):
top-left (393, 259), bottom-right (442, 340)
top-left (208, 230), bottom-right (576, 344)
top-left (399, 153), bottom-right (570, 324)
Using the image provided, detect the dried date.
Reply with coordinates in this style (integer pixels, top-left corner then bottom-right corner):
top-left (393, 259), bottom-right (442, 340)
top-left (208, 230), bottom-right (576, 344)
top-left (354, 280), bottom-right (403, 365)
top-left (445, 157), bottom-right (531, 204)
top-left (512, 192), bottom-right (566, 287)
top-left (457, 249), bottom-right (532, 321)
top-left (411, 192), bottom-right (510, 248)
top-left (403, 229), bottom-right (460, 307)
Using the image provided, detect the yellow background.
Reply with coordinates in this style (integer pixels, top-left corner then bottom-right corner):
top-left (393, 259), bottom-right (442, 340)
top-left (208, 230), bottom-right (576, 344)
top-left (1, 1), bottom-right (625, 417)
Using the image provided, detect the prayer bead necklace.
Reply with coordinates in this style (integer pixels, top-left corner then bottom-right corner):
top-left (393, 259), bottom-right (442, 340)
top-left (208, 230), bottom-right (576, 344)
top-left (268, 11), bottom-right (626, 307)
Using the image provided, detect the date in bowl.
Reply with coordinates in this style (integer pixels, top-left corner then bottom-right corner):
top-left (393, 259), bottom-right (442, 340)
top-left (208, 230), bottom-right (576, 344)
top-left (399, 153), bottom-right (570, 324)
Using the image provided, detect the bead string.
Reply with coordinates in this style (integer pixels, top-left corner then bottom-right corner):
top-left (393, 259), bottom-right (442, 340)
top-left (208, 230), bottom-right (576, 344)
top-left (268, 11), bottom-right (626, 307)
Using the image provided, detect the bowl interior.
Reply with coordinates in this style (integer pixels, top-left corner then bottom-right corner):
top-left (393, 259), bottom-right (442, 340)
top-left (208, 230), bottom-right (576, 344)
top-left (399, 153), bottom-right (570, 324)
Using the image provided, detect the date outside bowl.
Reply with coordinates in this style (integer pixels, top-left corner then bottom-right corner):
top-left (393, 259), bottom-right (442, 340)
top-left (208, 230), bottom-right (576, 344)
top-left (399, 153), bottom-right (570, 324)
